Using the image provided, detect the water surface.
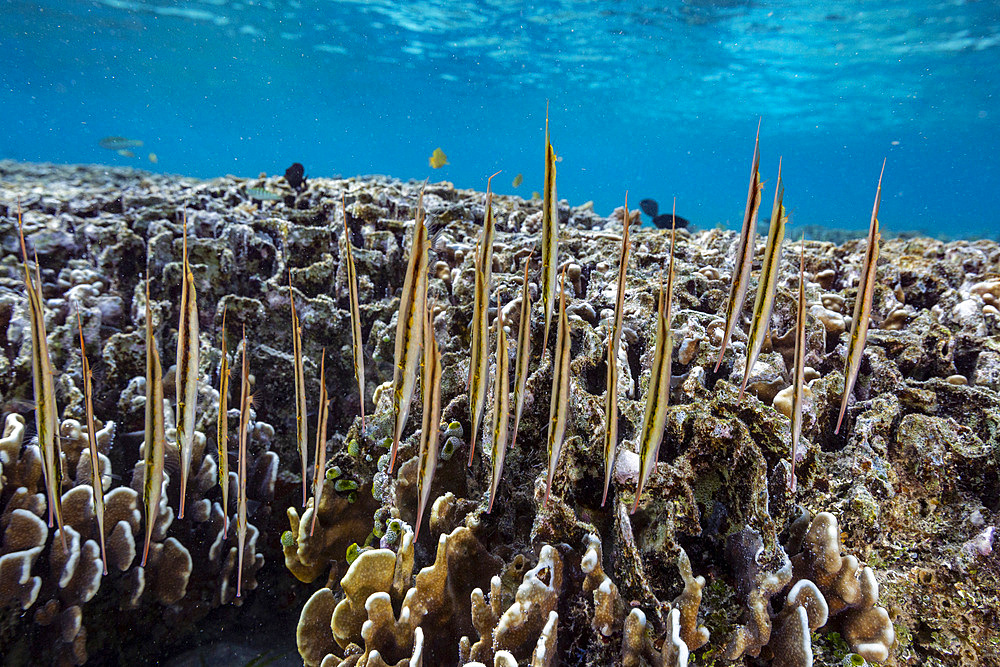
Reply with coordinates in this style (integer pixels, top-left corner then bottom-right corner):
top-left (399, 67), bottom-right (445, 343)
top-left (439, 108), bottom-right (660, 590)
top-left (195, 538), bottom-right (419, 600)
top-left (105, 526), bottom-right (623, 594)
top-left (2, 0), bottom-right (998, 237)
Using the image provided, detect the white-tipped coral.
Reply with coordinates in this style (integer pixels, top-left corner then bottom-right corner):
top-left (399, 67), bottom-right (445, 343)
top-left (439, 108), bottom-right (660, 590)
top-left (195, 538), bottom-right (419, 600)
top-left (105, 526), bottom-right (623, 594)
top-left (769, 580), bottom-right (828, 667)
top-left (494, 545), bottom-right (563, 657)
top-left (724, 526), bottom-right (793, 660)
top-left (790, 512), bottom-right (895, 661)
top-left (622, 607), bottom-right (689, 667)
top-left (581, 532), bottom-right (623, 637)
top-left (0, 398), bottom-right (276, 664)
top-left (673, 547), bottom-right (710, 651)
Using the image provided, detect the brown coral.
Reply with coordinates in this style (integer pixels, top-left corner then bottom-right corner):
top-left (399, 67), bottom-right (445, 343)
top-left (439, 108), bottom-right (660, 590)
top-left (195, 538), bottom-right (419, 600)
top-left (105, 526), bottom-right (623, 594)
top-left (0, 402), bottom-right (276, 664)
top-left (789, 512), bottom-right (895, 661)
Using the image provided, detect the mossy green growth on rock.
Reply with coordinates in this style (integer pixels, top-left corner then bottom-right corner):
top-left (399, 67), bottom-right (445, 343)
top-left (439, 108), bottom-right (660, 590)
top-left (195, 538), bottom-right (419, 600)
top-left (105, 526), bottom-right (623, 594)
top-left (334, 478), bottom-right (358, 492)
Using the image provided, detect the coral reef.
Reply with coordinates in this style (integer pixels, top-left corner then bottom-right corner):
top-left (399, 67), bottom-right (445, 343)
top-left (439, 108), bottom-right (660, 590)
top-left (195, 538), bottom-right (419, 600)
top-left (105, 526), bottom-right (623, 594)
top-left (1, 406), bottom-right (276, 664)
top-left (2, 160), bottom-right (1000, 665)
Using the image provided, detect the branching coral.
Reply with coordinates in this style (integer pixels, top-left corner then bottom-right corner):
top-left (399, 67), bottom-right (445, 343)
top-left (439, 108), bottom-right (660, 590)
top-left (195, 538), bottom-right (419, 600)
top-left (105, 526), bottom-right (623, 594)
top-left (284, 473), bottom-right (379, 585)
top-left (581, 532), bottom-right (623, 637)
top-left (622, 607), bottom-right (689, 667)
top-left (492, 544), bottom-right (563, 660)
top-left (788, 512), bottom-right (895, 661)
top-left (718, 511), bottom-right (895, 665)
top-left (0, 402), bottom-right (276, 664)
top-left (298, 515), bottom-right (597, 667)
top-left (768, 580), bottom-right (828, 667)
top-left (300, 521), bottom-right (504, 667)
top-left (723, 525), bottom-right (794, 660)
top-left (673, 547), bottom-right (710, 651)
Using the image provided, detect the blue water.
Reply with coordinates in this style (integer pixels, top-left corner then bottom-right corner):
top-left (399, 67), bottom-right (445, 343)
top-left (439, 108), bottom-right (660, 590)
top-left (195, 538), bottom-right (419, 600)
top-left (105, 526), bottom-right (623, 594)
top-left (2, 0), bottom-right (998, 238)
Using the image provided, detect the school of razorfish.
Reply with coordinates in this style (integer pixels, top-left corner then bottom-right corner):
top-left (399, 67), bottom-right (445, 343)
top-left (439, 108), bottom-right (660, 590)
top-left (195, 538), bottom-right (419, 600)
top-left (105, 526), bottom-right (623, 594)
top-left (15, 111), bottom-right (884, 597)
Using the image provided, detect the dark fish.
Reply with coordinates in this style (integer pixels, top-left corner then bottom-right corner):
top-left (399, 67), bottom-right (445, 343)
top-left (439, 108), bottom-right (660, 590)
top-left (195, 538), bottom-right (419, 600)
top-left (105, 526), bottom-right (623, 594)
top-left (285, 163), bottom-right (307, 191)
top-left (639, 198), bottom-right (689, 229)
top-left (653, 213), bottom-right (689, 229)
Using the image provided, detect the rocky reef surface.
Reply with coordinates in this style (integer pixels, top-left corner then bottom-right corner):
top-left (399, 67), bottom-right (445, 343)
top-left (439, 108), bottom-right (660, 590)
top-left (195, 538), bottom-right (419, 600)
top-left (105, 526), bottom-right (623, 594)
top-left (1, 160), bottom-right (998, 666)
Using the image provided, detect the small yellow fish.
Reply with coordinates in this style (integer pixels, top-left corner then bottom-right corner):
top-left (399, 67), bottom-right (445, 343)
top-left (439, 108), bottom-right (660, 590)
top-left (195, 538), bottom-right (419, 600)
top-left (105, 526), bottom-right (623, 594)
top-left (18, 207), bottom-right (66, 550)
top-left (77, 307), bottom-right (108, 575)
top-left (176, 214), bottom-right (199, 520)
top-left (739, 159), bottom-right (786, 401)
top-left (389, 187), bottom-right (429, 473)
top-left (836, 161), bottom-right (885, 434)
top-left (540, 104), bottom-right (559, 350)
top-left (544, 269), bottom-right (572, 507)
top-left (429, 147), bottom-right (449, 169)
top-left (715, 120), bottom-right (763, 373)
top-left (148, 153), bottom-right (158, 164)
top-left (141, 277), bottom-right (165, 567)
top-left (289, 275), bottom-right (309, 507)
top-left (512, 173), bottom-right (523, 188)
top-left (603, 194), bottom-right (631, 507)
top-left (310, 349), bottom-right (330, 537)
top-left (414, 301), bottom-right (442, 539)
top-left (117, 149), bottom-right (135, 158)
top-left (487, 298), bottom-right (510, 514)
top-left (218, 306), bottom-right (231, 538)
top-left (633, 217), bottom-right (678, 514)
top-left (236, 326), bottom-right (252, 598)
